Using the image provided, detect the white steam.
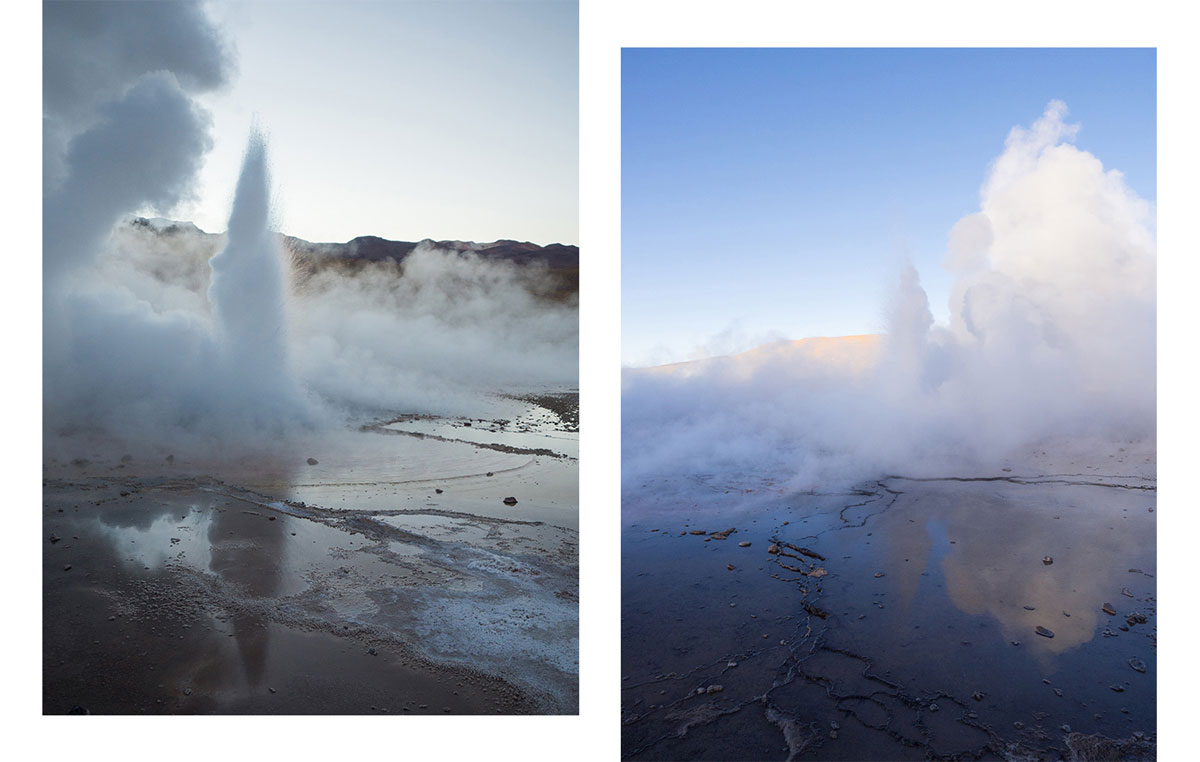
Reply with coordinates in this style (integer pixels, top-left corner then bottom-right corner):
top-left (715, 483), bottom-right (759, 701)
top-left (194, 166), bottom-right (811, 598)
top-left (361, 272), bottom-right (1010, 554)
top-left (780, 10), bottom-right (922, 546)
top-left (623, 101), bottom-right (1155, 487)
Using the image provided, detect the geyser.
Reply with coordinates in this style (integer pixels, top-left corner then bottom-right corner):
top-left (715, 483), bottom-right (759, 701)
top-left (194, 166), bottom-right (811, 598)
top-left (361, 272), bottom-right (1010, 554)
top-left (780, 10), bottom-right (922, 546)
top-left (206, 130), bottom-right (306, 425)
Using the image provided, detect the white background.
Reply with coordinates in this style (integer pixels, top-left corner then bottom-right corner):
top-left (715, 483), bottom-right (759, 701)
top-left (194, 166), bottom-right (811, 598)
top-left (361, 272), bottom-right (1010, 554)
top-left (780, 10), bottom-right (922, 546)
top-left (5, 1), bottom-right (1195, 759)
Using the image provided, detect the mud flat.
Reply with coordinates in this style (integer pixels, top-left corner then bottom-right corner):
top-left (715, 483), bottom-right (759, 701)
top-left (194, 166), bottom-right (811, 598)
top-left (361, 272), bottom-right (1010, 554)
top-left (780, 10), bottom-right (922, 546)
top-left (621, 439), bottom-right (1155, 760)
top-left (43, 393), bottom-right (578, 715)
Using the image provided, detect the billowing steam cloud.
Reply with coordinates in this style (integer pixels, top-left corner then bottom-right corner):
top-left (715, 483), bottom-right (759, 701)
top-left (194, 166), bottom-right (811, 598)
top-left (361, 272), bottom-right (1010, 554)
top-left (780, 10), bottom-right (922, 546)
top-left (622, 101), bottom-right (1155, 488)
top-left (44, 1), bottom-right (577, 457)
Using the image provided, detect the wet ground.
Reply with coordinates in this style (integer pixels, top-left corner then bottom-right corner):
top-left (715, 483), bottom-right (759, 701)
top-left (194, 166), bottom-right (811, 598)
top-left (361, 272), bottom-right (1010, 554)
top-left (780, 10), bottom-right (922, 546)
top-left (622, 440), bottom-right (1155, 760)
top-left (44, 392), bottom-right (578, 715)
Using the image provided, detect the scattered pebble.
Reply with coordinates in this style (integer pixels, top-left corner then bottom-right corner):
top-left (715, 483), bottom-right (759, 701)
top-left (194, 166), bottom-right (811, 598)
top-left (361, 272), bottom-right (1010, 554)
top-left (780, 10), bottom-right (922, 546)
top-left (502, 497), bottom-right (518, 506)
top-left (737, 541), bottom-right (751, 547)
top-left (1043, 556), bottom-right (1053, 565)
top-left (306, 458), bottom-right (318, 465)
top-left (1036, 626), bottom-right (1054, 638)
top-left (1128, 657), bottom-right (1146, 673)
top-left (1102, 603), bottom-right (1117, 616)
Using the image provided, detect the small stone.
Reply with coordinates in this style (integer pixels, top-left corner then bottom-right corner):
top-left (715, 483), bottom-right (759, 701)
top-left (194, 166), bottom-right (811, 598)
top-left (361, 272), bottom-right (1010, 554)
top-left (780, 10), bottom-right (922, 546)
top-left (738, 541), bottom-right (751, 547)
top-left (929, 703), bottom-right (939, 712)
top-left (972, 691), bottom-right (984, 701)
top-left (689, 530), bottom-right (706, 535)
top-left (1054, 688), bottom-right (1063, 697)
top-left (306, 458), bottom-right (318, 465)
top-left (1061, 724), bottom-right (1071, 732)
top-left (1110, 684), bottom-right (1125, 692)
top-left (435, 488), bottom-right (443, 494)
top-left (727, 564), bottom-right (735, 571)
top-left (767, 544), bottom-right (780, 555)
top-left (268, 687), bottom-right (276, 693)
top-left (1043, 556), bottom-right (1053, 565)
top-left (829, 730), bottom-right (838, 740)
top-left (1023, 606), bottom-right (1036, 610)
top-left (183, 688), bottom-right (192, 696)
top-left (502, 497), bottom-right (518, 506)
top-left (1013, 721), bottom-right (1024, 729)
top-left (486, 472), bottom-right (494, 477)
top-left (50, 534), bottom-right (62, 544)
top-left (1125, 612), bottom-right (1147, 626)
top-left (1121, 587), bottom-right (1134, 597)
top-left (830, 721), bottom-right (840, 730)
top-left (367, 647), bottom-right (377, 656)
top-left (1128, 657), bottom-right (1146, 673)
top-left (705, 684), bottom-right (723, 694)
top-left (726, 662), bottom-right (737, 668)
top-left (1102, 603), bottom-right (1117, 615)
top-left (1036, 626), bottom-right (1054, 638)
top-left (874, 571), bottom-right (884, 578)
top-left (62, 565), bottom-right (72, 572)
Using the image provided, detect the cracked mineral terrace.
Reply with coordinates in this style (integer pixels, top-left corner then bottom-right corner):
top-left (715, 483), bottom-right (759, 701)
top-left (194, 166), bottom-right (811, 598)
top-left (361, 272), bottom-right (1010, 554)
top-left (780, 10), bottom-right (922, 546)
top-left (44, 393), bottom-right (578, 715)
top-left (622, 439), bottom-right (1155, 760)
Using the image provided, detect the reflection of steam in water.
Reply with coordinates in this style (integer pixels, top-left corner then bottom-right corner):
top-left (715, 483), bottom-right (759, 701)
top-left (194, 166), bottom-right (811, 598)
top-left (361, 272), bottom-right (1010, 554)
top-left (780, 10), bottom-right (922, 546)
top-left (207, 503), bottom-right (286, 688)
top-left (875, 479), bottom-right (1155, 660)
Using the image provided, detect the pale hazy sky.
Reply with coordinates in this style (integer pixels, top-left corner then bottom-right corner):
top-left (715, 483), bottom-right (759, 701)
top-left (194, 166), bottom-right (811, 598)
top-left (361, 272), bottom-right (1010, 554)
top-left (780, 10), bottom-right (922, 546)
top-left (169, 0), bottom-right (578, 245)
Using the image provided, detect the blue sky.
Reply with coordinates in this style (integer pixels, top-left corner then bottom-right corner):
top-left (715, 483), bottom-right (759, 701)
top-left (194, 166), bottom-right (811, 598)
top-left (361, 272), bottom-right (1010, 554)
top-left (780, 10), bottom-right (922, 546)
top-left (622, 48), bottom-right (1156, 366)
top-left (175, 0), bottom-right (577, 245)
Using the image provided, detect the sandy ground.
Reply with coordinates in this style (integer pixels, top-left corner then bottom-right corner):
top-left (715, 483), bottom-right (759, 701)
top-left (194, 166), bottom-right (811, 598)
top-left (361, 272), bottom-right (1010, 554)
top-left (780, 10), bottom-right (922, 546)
top-left (621, 438), bottom-right (1155, 760)
top-left (43, 392), bottom-right (578, 715)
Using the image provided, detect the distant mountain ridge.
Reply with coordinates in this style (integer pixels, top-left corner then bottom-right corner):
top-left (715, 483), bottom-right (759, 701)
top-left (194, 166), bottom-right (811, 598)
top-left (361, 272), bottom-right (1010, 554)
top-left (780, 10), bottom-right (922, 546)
top-left (129, 216), bottom-right (579, 300)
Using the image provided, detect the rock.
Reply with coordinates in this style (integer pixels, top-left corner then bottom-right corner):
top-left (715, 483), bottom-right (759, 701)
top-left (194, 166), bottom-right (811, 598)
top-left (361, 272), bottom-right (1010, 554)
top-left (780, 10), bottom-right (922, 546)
top-left (830, 721), bottom-right (840, 730)
top-left (1110, 684), bottom-right (1125, 692)
top-left (502, 497), bottom-right (518, 506)
top-left (67, 706), bottom-right (89, 715)
top-left (1013, 721), bottom-right (1024, 729)
top-left (1128, 657), bottom-right (1146, 673)
top-left (1011, 640), bottom-right (1021, 646)
top-left (1035, 626), bottom-right (1054, 638)
top-left (306, 457), bottom-right (318, 465)
top-left (929, 703), bottom-right (939, 712)
top-left (1102, 603), bottom-right (1117, 615)
top-left (62, 565), bottom-right (72, 572)
top-left (486, 472), bottom-right (494, 477)
top-left (726, 661), bottom-right (737, 668)
top-left (829, 730), bottom-right (838, 740)
top-left (972, 691), bottom-right (984, 701)
top-left (802, 602), bottom-right (830, 619)
top-left (737, 541), bottom-right (751, 547)
top-left (49, 534), bottom-right (61, 544)
top-left (268, 687), bottom-right (276, 693)
top-left (1121, 587), bottom-right (1134, 597)
top-left (1125, 612), bottom-right (1147, 626)
top-left (1043, 556), bottom-right (1053, 565)
top-left (368, 648), bottom-right (377, 656)
top-left (183, 687), bottom-right (192, 696)
top-left (726, 564), bottom-right (735, 571)
top-left (165, 454), bottom-right (174, 463)
top-left (809, 567), bottom-right (827, 578)
top-left (435, 488), bottom-right (443, 494)
top-left (767, 544), bottom-right (780, 554)
top-left (1054, 688), bottom-right (1063, 697)
top-left (689, 530), bottom-right (706, 535)
top-left (120, 454), bottom-right (133, 463)
top-left (874, 571), bottom-right (885, 578)
top-left (1128, 568), bottom-right (1142, 573)
top-left (1023, 606), bottom-right (1036, 610)
top-left (705, 684), bottom-right (723, 694)
top-left (1061, 724), bottom-right (1071, 732)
